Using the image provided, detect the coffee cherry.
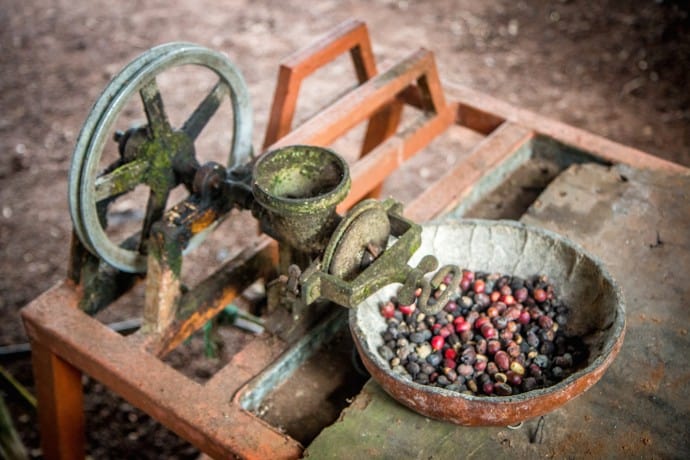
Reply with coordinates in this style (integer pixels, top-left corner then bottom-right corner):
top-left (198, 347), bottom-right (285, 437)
top-left (487, 339), bottom-right (502, 355)
top-left (455, 320), bottom-right (471, 333)
top-left (494, 382), bottom-right (513, 396)
top-left (474, 316), bottom-right (490, 330)
top-left (381, 301), bottom-right (396, 318)
top-left (494, 350), bottom-right (510, 371)
top-left (377, 269), bottom-right (580, 396)
top-left (431, 335), bottom-right (445, 351)
top-left (482, 381), bottom-right (494, 395)
top-left (399, 303), bottom-right (416, 315)
top-left (473, 279), bottom-right (486, 294)
top-left (501, 294), bottom-right (515, 306)
top-left (457, 363), bottom-right (474, 377)
top-left (533, 288), bottom-right (547, 303)
top-left (514, 287), bottom-right (529, 303)
top-left (510, 361), bottom-right (526, 376)
top-left (480, 323), bottom-right (497, 339)
top-left (506, 370), bottom-right (522, 386)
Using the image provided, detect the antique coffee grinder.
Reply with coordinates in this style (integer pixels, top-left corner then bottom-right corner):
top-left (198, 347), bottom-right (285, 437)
top-left (66, 42), bottom-right (456, 343)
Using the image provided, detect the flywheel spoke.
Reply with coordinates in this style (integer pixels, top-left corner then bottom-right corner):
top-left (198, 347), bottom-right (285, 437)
top-left (140, 78), bottom-right (171, 138)
top-left (94, 158), bottom-right (149, 202)
top-left (182, 79), bottom-right (229, 141)
top-left (139, 189), bottom-right (170, 251)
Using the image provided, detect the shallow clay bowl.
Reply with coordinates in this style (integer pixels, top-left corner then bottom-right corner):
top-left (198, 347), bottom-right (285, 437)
top-left (350, 220), bottom-right (625, 426)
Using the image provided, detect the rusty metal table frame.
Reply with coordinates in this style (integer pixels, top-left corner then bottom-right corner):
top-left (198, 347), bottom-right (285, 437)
top-left (21, 19), bottom-right (686, 460)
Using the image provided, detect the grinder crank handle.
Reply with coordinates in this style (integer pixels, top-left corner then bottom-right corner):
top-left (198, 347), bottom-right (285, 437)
top-left (300, 200), bottom-right (462, 314)
top-left (397, 258), bottom-right (463, 315)
top-left (396, 254), bottom-right (438, 306)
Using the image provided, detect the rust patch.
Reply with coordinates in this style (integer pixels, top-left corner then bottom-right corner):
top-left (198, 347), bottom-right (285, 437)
top-left (190, 209), bottom-right (217, 234)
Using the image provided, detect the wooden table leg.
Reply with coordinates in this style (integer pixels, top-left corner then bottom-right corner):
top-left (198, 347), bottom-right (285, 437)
top-left (31, 340), bottom-right (85, 460)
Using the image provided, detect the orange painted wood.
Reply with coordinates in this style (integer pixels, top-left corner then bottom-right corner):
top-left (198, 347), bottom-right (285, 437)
top-left (205, 335), bottom-right (287, 396)
top-left (30, 339), bottom-right (85, 460)
top-left (339, 103), bottom-right (456, 212)
top-left (146, 237), bottom-right (278, 357)
top-left (269, 48), bottom-right (445, 152)
top-left (358, 99), bottom-right (404, 199)
top-left (263, 19), bottom-right (377, 149)
top-left (405, 121), bottom-right (534, 222)
top-left (22, 282), bottom-right (303, 460)
top-left (262, 17), bottom-right (408, 202)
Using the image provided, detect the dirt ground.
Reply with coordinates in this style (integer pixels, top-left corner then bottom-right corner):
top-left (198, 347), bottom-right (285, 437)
top-left (1, 0), bottom-right (688, 458)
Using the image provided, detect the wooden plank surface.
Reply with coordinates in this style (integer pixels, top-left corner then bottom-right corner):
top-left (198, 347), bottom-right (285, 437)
top-left (306, 162), bottom-right (690, 458)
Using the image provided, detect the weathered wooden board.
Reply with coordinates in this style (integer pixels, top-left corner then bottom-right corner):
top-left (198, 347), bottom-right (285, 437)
top-left (306, 163), bottom-right (690, 458)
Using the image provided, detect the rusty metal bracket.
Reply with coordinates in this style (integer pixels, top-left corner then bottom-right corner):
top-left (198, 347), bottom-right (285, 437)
top-left (301, 199), bottom-right (424, 308)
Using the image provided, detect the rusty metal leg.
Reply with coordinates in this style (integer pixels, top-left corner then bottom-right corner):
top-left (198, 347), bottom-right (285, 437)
top-left (31, 340), bottom-right (85, 460)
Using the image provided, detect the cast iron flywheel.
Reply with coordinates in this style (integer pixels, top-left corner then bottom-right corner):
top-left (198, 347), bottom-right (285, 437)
top-left (68, 42), bottom-right (252, 273)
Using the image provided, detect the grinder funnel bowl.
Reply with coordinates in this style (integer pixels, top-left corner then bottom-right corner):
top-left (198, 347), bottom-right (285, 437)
top-left (253, 145), bottom-right (351, 253)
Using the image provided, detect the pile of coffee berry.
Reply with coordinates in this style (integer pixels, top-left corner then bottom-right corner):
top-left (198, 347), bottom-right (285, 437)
top-left (377, 270), bottom-right (588, 396)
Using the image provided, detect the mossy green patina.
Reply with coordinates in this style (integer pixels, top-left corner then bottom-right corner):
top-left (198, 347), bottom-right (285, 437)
top-left (253, 145), bottom-right (351, 253)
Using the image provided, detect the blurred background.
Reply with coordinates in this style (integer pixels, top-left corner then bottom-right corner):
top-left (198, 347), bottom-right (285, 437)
top-left (0, 0), bottom-right (688, 457)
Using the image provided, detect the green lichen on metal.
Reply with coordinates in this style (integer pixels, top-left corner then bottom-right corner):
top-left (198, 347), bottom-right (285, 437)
top-left (300, 201), bottom-right (428, 309)
top-left (254, 146), bottom-right (349, 207)
top-left (141, 140), bottom-right (173, 192)
top-left (145, 224), bottom-right (183, 277)
top-left (253, 145), bottom-right (351, 253)
top-left (138, 130), bottom-right (194, 194)
top-left (94, 159), bottom-right (148, 202)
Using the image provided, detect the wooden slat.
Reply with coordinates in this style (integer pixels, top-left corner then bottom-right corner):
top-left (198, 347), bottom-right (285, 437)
top-left (263, 19), bottom-right (377, 148)
top-left (340, 104), bottom-right (456, 211)
top-left (446, 81), bottom-right (687, 173)
top-left (269, 49), bottom-right (443, 151)
top-left (146, 237), bottom-right (277, 357)
top-left (405, 121), bottom-right (534, 222)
